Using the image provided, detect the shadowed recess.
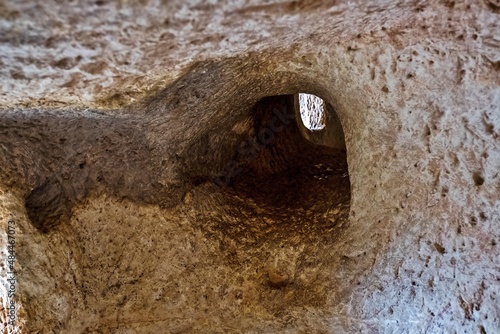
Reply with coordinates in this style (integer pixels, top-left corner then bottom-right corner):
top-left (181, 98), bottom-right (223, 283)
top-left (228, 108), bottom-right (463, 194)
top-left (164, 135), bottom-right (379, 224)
top-left (190, 94), bottom-right (351, 244)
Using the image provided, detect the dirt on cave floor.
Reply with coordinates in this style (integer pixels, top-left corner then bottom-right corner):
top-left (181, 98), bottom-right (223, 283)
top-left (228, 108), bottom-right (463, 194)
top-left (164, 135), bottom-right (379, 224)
top-left (189, 146), bottom-right (352, 246)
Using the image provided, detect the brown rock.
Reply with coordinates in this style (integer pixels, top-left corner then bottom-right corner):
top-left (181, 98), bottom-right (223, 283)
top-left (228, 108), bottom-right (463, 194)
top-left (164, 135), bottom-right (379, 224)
top-left (0, 0), bottom-right (499, 333)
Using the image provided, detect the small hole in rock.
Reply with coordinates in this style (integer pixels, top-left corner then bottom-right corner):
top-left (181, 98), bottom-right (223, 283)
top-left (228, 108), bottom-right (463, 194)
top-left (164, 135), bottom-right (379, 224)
top-left (473, 172), bottom-right (485, 186)
top-left (298, 93), bottom-right (326, 131)
top-left (434, 242), bottom-right (446, 254)
top-left (470, 216), bottom-right (478, 226)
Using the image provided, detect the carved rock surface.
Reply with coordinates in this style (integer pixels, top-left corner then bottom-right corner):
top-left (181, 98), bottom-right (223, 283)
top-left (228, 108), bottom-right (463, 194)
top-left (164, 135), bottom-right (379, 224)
top-left (1, 0), bottom-right (499, 333)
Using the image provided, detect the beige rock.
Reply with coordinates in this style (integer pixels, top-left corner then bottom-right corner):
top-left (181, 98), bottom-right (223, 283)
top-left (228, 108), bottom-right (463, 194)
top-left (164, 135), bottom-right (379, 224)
top-left (0, 0), bottom-right (499, 333)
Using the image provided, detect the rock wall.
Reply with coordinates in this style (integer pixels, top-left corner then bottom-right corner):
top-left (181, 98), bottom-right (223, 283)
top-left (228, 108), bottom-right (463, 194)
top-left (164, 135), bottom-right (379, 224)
top-left (1, 0), bottom-right (499, 333)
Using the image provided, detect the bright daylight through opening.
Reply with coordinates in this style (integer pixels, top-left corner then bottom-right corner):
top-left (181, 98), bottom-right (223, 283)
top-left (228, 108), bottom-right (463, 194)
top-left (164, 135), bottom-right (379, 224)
top-left (298, 93), bottom-right (326, 131)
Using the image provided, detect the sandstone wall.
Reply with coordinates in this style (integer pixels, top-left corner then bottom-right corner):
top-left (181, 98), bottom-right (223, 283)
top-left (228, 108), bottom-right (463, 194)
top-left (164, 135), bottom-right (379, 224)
top-left (1, 0), bottom-right (499, 333)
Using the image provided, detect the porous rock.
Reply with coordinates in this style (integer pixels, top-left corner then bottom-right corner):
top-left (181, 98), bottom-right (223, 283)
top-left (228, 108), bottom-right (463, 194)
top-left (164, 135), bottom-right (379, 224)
top-left (0, 0), bottom-right (499, 333)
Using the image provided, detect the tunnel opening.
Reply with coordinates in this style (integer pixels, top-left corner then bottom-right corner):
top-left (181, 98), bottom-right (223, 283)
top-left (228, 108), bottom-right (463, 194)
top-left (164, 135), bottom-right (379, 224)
top-left (180, 92), bottom-right (352, 310)
top-left (298, 93), bottom-right (326, 131)
top-left (192, 93), bottom-right (351, 246)
top-left (229, 93), bottom-right (349, 214)
top-left (295, 93), bottom-right (347, 150)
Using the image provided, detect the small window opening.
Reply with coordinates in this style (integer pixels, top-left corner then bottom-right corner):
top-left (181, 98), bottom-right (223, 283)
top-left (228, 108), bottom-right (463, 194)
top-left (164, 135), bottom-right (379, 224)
top-left (298, 93), bottom-right (326, 131)
top-left (295, 93), bottom-right (346, 150)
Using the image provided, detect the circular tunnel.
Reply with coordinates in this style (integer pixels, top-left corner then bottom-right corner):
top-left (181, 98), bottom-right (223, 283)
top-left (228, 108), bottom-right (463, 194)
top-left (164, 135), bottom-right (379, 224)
top-left (188, 93), bottom-right (351, 245)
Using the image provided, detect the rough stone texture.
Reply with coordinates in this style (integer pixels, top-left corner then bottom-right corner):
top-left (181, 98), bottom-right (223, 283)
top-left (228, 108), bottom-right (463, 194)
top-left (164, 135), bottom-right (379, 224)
top-left (1, 0), bottom-right (500, 333)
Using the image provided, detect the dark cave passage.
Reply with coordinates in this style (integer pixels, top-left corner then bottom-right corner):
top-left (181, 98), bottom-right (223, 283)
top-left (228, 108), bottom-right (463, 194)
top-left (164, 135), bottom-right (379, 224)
top-left (191, 93), bottom-right (351, 244)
